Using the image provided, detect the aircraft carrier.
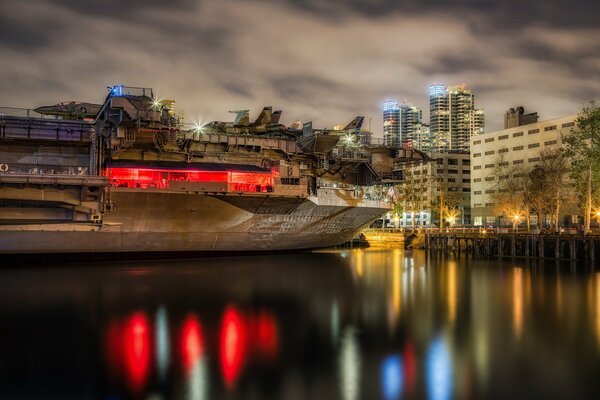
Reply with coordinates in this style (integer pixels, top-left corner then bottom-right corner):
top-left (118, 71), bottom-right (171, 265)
top-left (0, 85), bottom-right (427, 253)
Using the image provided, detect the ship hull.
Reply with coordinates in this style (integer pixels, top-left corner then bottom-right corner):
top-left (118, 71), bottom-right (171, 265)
top-left (0, 190), bottom-right (385, 253)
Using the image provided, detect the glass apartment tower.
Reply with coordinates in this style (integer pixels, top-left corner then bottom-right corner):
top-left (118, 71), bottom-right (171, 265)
top-left (383, 100), bottom-right (422, 147)
top-left (429, 84), bottom-right (484, 152)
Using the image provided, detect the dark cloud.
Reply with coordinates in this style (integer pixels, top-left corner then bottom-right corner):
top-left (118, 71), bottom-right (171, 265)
top-left (267, 0), bottom-right (600, 29)
top-left (271, 74), bottom-right (340, 102)
top-left (0, 0), bottom-right (597, 134)
top-left (53, 0), bottom-right (197, 18)
top-left (221, 81), bottom-right (253, 98)
top-left (421, 52), bottom-right (496, 76)
top-left (0, 13), bottom-right (55, 50)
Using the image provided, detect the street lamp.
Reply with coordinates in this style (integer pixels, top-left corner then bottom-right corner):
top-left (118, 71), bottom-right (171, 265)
top-left (512, 214), bottom-right (521, 232)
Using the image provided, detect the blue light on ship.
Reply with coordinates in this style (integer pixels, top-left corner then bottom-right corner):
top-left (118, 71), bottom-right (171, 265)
top-left (426, 336), bottom-right (452, 400)
top-left (111, 85), bottom-right (124, 96)
top-left (381, 355), bottom-right (403, 400)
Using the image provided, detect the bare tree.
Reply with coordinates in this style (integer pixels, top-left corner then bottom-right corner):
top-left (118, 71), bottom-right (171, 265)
top-left (537, 148), bottom-right (570, 232)
top-left (491, 154), bottom-right (528, 228)
top-left (430, 175), bottom-right (462, 228)
top-left (394, 169), bottom-right (428, 227)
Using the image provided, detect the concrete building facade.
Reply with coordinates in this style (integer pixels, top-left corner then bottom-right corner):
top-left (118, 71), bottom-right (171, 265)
top-left (397, 151), bottom-right (471, 227)
top-left (470, 114), bottom-right (577, 226)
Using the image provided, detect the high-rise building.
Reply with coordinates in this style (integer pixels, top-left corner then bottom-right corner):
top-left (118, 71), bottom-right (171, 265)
top-left (383, 100), bottom-right (422, 147)
top-left (383, 101), bottom-right (400, 146)
top-left (429, 84), bottom-right (484, 152)
top-left (407, 123), bottom-right (434, 152)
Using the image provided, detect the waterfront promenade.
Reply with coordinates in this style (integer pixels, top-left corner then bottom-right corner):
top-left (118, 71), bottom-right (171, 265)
top-left (365, 227), bottom-right (600, 263)
top-left (426, 228), bottom-right (600, 262)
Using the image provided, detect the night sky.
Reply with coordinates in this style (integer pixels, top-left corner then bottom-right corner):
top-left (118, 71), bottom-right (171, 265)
top-left (0, 0), bottom-right (598, 134)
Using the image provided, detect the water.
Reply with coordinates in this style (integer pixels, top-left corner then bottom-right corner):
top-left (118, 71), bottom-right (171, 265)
top-left (1, 249), bottom-right (599, 399)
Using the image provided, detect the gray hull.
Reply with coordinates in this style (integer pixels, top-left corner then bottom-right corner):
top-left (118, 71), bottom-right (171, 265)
top-left (0, 190), bottom-right (385, 253)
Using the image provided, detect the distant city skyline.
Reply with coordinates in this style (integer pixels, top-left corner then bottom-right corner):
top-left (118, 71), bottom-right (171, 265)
top-left (0, 0), bottom-right (598, 136)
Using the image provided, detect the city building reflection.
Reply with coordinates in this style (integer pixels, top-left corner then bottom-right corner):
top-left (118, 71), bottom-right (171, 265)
top-left (381, 355), bottom-right (403, 400)
top-left (426, 336), bottom-right (452, 400)
top-left (339, 327), bottom-right (361, 400)
top-left (4, 250), bottom-right (600, 399)
top-left (155, 307), bottom-right (170, 383)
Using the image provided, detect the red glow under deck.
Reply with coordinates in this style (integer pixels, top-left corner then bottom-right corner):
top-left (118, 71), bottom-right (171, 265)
top-left (105, 167), bottom-right (275, 192)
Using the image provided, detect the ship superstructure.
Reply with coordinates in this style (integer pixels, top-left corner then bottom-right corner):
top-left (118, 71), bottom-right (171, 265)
top-left (0, 85), bottom-right (428, 253)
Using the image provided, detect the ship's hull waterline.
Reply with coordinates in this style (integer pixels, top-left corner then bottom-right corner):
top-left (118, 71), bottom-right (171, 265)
top-left (0, 191), bottom-right (386, 253)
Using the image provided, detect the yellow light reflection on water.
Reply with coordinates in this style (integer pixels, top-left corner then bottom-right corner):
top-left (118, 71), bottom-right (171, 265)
top-left (354, 249), bottom-right (364, 278)
top-left (513, 268), bottom-right (523, 339)
top-left (392, 249), bottom-right (402, 320)
top-left (339, 327), bottom-right (361, 400)
top-left (556, 275), bottom-right (563, 317)
top-left (595, 274), bottom-right (600, 350)
top-left (447, 261), bottom-right (457, 324)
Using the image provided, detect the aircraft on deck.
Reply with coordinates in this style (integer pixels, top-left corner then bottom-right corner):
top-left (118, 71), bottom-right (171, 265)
top-left (205, 106), bottom-right (287, 134)
top-left (201, 107), bottom-right (365, 141)
top-left (34, 101), bottom-right (102, 120)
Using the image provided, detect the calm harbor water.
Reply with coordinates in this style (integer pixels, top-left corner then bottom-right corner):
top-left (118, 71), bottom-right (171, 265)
top-left (1, 250), bottom-right (599, 399)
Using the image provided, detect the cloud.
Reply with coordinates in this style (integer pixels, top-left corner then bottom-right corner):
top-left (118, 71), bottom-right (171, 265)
top-left (0, 0), bottom-right (597, 135)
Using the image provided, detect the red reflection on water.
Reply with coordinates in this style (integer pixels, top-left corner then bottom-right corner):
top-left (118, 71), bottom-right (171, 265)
top-left (220, 306), bottom-right (247, 388)
top-left (403, 340), bottom-right (417, 394)
top-left (181, 313), bottom-right (204, 373)
top-left (105, 320), bottom-right (123, 376)
top-left (255, 312), bottom-right (279, 360)
top-left (123, 312), bottom-right (151, 393)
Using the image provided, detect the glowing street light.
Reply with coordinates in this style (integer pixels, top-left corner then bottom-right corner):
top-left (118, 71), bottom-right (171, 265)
top-left (343, 134), bottom-right (357, 146)
top-left (151, 98), bottom-right (163, 110)
top-left (512, 214), bottom-right (521, 231)
top-left (192, 122), bottom-right (205, 134)
top-left (445, 210), bottom-right (459, 227)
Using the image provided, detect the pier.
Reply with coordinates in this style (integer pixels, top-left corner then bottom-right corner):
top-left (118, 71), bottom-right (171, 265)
top-left (424, 228), bottom-right (599, 263)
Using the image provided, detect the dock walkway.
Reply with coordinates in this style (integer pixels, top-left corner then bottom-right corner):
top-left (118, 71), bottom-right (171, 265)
top-left (424, 228), bottom-right (599, 263)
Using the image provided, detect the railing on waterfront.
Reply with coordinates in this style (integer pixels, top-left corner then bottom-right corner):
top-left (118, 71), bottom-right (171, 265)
top-left (423, 227), bottom-right (600, 262)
